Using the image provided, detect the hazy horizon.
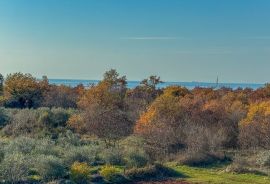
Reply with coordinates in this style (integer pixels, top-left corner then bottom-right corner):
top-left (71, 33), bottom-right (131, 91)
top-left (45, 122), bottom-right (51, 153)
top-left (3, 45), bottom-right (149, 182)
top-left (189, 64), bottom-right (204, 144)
top-left (1, 0), bottom-right (270, 83)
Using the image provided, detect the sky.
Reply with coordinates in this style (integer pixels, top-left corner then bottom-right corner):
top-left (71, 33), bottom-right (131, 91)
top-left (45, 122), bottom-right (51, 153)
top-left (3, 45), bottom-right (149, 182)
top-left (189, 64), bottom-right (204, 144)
top-left (0, 0), bottom-right (270, 83)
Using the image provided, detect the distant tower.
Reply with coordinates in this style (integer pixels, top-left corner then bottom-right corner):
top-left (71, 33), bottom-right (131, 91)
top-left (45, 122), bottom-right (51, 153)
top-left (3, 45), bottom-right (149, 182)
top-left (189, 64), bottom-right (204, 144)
top-left (215, 76), bottom-right (219, 88)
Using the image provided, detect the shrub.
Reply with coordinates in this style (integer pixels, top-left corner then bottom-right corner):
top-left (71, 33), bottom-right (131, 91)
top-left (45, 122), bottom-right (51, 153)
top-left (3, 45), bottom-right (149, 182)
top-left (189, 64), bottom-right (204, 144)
top-left (70, 162), bottom-right (91, 183)
top-left (125, 163), bottom-right (180, 181)
top-left (225, 164), bottom-right (262, 175)
top-left (0, 153), bottom-right (31, 183)
top-left (100, 147), bottom-right (124, 165)
top-left (225, 157), bottom-right (266, 176)
top-left (5, 136), bottom-right (36, 154)
top-left (0, 107), bottom-right (9, 127)
top-left (63, 145), bottom-right (98, 167)
top-left (57, 130), bottom-right (81, 147)
top-left (34, 155), bottom-right (66, 181)
top-left (51, 108), bottom-right (72, 126)
top-left (4, 137), bottom-right (59, 157)
top-left (99, 165), bottom-right (127, 183)
top-left (38, 108), bottom-right (74, 128)
top-left (32, 138), bottom-right (59, 156)
top-left (125, 150), bottom-right (149, 168)
top-left (46, 180), bottom-right (74, 184)
top-left (178, 151), bottom-right (230, 167)
top-left (0, 149), bottom-right (4, 163)
top-left (100, 165), bottom-right (119, 180)
top-left (256, 150), bottom-right (270, 167)
top-left (2, 109), bottom-right (43, 136)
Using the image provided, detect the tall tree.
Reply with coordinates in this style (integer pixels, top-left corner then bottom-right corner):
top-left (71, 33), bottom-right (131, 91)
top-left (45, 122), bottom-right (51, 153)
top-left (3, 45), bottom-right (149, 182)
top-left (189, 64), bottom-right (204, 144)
top-left (71, 69), bottom-right (132, 145)
top-left (140, 75), bottom-right (163, 90)
top-left (4, 73), bottom-right (42, 108)
top-left (0, 73), bottom-right (3, 96)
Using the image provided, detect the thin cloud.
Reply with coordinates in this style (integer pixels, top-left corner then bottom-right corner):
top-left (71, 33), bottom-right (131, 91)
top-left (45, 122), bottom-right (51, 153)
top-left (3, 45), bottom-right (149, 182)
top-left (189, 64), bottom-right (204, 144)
top-left (120, 36), bottom-right (186, 40)
top-left (244, 36), bottom-right (270, 40)
top-left (176, 48), bottom-right (234, 55)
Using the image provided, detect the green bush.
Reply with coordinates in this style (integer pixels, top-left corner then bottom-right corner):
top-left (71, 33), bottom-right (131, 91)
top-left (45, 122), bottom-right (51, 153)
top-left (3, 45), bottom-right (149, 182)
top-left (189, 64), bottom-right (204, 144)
top-left (99, 165), bottom-right (127, 184)
top-left (63, 145), bottom-right (98, 167)
top-left (57, 130), bottom-right (81, 147)
top-left (225, 163), bottom-right (265, 175)
top-left (0, 107), bottom-right (9, 128)
top-left (4, 137), bottom-right (59, 156)
top-left (2, 108), bottom-right (75, 137)
top-left (0, 153), bottom-right (31, 183)
top-left (34, 155), bottom-right (66, 181)
top-left (2, 109), bottom-right (43, 136)
top-left (256, 150), bottom-right (270, 167)
top-left (32, 138), bottom-right (59, 156)
top-left (225, 155), bottom-right (266, 175)
top-left (70, 162), bottom-right (91, 183)
top-left (125, 163), bottom-right (180, 181)
top-left (125, 150), bottom-right (149, 168)
top-left (38, 108), bottom-right (74, 128)
top-left (5, 136), bottom-right (37, 154)
top-left (100, 147), bottom-right (124, 165)
top-left (178, 151), bottom-right (230, 167)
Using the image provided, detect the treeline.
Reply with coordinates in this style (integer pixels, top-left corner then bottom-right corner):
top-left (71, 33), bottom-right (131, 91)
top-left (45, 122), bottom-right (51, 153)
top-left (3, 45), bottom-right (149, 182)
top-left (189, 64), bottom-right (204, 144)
top-left (1, 71), bottom-right (270, 148)
top-left (1, 70), bottom-right (270, 152)
top-left (0, 70), bottom-right (270, 180)
top-left (1, 70), bottom-right (270, 183)
top-left (0, 73), bottom-right (82, 109)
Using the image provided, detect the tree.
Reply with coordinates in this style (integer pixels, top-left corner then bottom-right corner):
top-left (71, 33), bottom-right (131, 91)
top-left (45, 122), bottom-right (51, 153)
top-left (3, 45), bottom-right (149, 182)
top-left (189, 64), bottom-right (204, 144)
top-left (140, 75), bottom-right (163, 90)
top-left (42, 85), bottom-right (80, 108)
top-left (125, 76), bottom-right (163, 123)
top-left (135, 86), bottom-right (189, 157)
top-left (71, 69), bottom-right (132, 144)
top-left (0, 74), bottom-right (4, 106)
top-left (0, 73), bottom-right (3, 96)
top-left (4, 73), bottom-right (42, 108)
top-left (239, 101), bottom-right (270, 148)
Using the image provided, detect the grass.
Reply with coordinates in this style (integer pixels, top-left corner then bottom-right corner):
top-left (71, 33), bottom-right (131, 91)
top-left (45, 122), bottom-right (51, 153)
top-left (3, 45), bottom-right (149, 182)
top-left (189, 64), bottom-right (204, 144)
top-left (171, 164), bottom-right (270, 184)
top-left (78, 163), bottom-right (270, 184)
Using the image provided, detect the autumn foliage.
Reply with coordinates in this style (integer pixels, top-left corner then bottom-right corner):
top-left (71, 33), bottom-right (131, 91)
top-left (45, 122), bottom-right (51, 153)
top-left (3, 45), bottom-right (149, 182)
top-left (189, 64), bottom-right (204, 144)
top-left (0, 70), bottom-right (270, 153)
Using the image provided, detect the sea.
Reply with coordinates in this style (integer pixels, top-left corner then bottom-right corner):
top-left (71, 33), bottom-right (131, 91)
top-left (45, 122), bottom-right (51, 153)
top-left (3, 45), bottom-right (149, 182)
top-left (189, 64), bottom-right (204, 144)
top-left (48, 79), bottom-right (265, 90)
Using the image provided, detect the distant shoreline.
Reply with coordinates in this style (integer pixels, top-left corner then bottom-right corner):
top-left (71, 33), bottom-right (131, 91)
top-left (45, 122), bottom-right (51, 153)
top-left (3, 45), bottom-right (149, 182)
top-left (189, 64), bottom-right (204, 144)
top-left (48, 79), bottom-right (265, 89)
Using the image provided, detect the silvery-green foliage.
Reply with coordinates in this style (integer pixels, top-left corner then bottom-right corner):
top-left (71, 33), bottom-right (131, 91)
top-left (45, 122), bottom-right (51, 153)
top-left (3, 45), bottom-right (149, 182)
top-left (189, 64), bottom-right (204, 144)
top-left (32, 138), bottom-right (59, 156)
top-left (2, 109), bottom-right (42, 136)
top-left (63, 145), bottom-right (99, 167)
top-left (4, 136), bottom-right (36, 154)
top-left (56, 130), bottom-right (81, 148)
top-left (33, 155), bottom-right (66, 181)
top-left (256, 150), bottom-right (270, 167)
top-left (0, 152), bottom-right (31, 183)
top-left (100, 147), bottom-right (124, 165)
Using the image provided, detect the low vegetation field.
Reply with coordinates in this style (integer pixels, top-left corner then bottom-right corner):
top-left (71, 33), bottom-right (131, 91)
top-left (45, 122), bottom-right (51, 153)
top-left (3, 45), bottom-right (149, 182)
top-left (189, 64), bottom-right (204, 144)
top-left (0, 71), bottom-right (270, 183)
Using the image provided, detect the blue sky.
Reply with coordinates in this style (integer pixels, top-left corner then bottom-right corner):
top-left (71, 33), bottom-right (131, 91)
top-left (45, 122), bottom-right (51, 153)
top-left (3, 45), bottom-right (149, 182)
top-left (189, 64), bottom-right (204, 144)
top-left (0, 0), bottom-right (270, 83)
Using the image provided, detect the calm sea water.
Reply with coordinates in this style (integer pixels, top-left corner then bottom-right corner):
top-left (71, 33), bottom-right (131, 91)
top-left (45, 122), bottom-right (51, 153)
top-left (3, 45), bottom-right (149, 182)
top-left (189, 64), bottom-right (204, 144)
top-left (48, 79), bottom-right (264, 90)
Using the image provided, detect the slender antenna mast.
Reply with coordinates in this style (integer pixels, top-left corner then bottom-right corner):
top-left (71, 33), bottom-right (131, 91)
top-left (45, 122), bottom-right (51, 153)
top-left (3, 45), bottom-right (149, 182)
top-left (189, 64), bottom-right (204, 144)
top-left (215, 76), bottom-right (219, 88)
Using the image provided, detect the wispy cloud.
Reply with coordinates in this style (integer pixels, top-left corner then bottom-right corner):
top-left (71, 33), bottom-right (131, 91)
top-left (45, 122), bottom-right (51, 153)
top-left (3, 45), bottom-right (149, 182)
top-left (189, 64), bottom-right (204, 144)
top-left (244, 36), bottom-right (270, 40)
top-left (120, 36), bottom-right (186, 40)
top-left (176, 48), bottom-right (234, 55)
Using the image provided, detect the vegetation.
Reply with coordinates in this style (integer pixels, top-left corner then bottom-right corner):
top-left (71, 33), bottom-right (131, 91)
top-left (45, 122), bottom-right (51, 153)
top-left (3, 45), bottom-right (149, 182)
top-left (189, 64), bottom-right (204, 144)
top-left (0, 70), bottom-right (270, 183)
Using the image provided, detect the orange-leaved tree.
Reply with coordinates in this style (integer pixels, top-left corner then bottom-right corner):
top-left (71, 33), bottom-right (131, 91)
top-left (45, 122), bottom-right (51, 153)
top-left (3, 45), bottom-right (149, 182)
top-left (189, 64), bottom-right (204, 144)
top-left (69, 69), bottom-right (133, 145)
top-left (239, 101), bottom-right (270, 148)
top-left (135, 86), bottom-right (189, 156)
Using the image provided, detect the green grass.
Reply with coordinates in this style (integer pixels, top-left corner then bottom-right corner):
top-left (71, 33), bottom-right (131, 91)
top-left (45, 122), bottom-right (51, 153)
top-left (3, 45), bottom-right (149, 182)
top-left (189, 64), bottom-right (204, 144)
top-left (91, 163), bottom-right (270, 183)
top-left (172, 165), bottom-right (270, 184)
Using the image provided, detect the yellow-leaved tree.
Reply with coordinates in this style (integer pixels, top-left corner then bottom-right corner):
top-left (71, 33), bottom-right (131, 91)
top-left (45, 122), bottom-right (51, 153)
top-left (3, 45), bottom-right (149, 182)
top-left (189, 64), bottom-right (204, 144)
top-left (239, 101), bottom-right (270, 148)
top-left (4, 73), bottom-right (43, 108)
